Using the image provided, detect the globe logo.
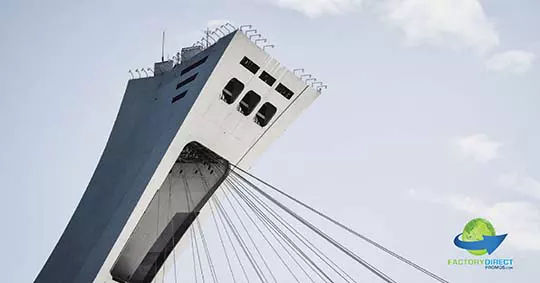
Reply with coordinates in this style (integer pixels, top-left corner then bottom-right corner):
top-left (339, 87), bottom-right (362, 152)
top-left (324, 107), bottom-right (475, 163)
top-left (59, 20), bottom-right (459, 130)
top-left (453, 218), bottom-right (508, 256)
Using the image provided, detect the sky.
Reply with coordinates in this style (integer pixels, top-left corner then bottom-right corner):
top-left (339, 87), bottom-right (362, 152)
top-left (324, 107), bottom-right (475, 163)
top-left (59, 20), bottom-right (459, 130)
top-left (1, 0), bottom-right (539, 282)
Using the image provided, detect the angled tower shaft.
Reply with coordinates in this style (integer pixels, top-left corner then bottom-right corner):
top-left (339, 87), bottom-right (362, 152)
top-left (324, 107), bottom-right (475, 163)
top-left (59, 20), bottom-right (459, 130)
top-left (35, 29), bottom-right (320, 283)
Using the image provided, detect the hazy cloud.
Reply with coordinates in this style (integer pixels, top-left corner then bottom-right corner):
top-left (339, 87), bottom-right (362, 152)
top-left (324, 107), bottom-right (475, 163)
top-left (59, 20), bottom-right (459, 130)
top-left (498, 173), bottom-right (540, 200)
top-left (273, 0), bottom-right (363, 17)
top-left (408, 190), bottom-right (540, 251)
top-left (272, 0), bottom-right (536, 72)
top-left (455, 134), bottom-right (502, 164)
top-left (274, 0), bottom-right (499, 53)
top-left (384, 0), bottom-right (499, 52)
top-left (486, 50), bottom-right (536, 73)
top-left (381, 0), bottom-right (499, 53)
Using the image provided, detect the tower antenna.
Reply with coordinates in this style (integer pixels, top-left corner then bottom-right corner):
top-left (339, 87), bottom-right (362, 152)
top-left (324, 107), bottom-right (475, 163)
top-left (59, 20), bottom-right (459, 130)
top-left (161, 30), bottom-right (165, 62)
top-left (205, 28), bottom-right (210, 48)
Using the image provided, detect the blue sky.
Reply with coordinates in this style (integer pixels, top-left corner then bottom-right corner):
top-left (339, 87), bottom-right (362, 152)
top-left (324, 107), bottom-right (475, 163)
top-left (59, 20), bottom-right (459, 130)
top-left (1, 0), bottom-right (539, 282)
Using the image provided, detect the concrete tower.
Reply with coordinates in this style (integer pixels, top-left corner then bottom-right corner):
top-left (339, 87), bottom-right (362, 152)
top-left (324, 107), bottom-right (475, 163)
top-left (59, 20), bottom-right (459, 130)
top-left (35, 29), bottom-right (320, 283)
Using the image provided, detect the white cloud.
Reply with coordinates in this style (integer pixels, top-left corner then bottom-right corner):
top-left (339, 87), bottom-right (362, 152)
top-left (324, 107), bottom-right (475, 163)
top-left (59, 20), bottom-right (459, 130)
top-left (273, 0), bottom-right (363, 17)
top-left (409, 191), bottom-right (540, 251)
top-left (455, 134), bottom-right (502, 164)
top-left (486, 50), bottom-right (536, 73)
top-left (273, 0), bottom-right (499, 53)
top-left (380, 0), bottom-right (499, 53)
top-left (487, 202), bottom-right (540, 251)
top-left (498, 173), bottom-right (540, 200)
top-left (272, 0), bottom-right (536, 71)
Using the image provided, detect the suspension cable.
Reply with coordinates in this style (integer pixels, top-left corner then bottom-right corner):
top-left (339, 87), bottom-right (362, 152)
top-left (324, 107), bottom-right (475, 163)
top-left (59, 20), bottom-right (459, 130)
top-left (211, 193), bottom-right (252, 283)
top-left (196, 153), bottom-right (443, 283)
top-left (223, 184), bottom-right (316, 283)
top-left (231, 185), bottom-right (330, 283)
top-left (212, 193), bottom-right (267, 282)
top-left (222, 179), bottom-right (279, 283)
top-left (186, 176), bottom-right (219, 283)
top-left (185, 179), bottom-right (206, 283)
top-left (194, 155), bottom-right (267, 283)
top-left (224, 182), bottom-right (303, 283)
top-left (197, 149), bottom-right (254, 283)
top-left (200, 152), bottom-right (347, 283)
top-left (207, 160), bottom-right (325, 283)
top-left (226, 176), bottom-right (335, 283)
top-left (228, 173), bottom-right (356, 283)
top-left (233, 171), bottom-right (398, 283)
top-left (232, 165), bottom-right (449, 283)
top-left (197, 164), bottom-right (238, 283)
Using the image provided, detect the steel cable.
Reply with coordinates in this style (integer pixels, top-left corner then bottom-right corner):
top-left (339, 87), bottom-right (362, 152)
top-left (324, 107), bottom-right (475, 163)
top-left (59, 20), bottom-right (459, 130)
top-left (228, 173), bottom-right (357, 283)
top-left (232, 166), bottom-right (449, 283)
top-left (232, 171), bottom-right (398, 283)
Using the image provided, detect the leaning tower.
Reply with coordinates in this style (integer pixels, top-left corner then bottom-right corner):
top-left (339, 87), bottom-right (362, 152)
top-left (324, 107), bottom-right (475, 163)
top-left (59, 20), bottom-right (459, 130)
top-left (35, 27), bottom-right (322, 283)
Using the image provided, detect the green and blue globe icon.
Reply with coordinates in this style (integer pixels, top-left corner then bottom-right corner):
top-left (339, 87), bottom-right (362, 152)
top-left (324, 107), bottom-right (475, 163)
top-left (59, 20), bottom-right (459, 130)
top-left (462, 219), bottom-right (497, 255)
top-left (454, 218), bottom-right (508, 256)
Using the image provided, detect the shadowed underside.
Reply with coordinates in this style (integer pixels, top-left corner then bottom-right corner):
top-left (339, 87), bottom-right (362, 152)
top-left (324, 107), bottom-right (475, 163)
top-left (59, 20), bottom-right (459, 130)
top-left (111, 142), bottom-right (230, 283)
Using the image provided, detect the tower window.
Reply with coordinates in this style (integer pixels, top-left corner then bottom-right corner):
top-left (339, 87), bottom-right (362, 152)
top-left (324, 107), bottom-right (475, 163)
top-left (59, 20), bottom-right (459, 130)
top-left (240, 56), bottom-right (260, 74)
top-left (221, 78), bottom-right (244, 104)
top-left (254, 103), bottom-right (277, 127)
top-left (180, 56), bottom-right (208, 76)
top-left (237, 91), bottom-right (261, 116)
top-left (171, 91), bottom-right (188, 104)
top-left (276, 83), bottom-right (294, 99)
top-left (259, 71), bottom-right (276, 86)
top-left (176, 74), bottom-right (198, 89)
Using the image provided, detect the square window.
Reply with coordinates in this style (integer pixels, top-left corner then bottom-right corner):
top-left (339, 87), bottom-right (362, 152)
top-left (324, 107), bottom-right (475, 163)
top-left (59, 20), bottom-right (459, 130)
top-left (221, 78), bottom-right (244, 104)
top-left (254, 102), bottom-right (277, 127)
top-left (237, 91), bottom-right (261, 116)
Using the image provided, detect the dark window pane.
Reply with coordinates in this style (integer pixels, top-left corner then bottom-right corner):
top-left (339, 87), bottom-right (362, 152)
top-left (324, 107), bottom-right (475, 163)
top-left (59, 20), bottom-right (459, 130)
top-left (275, 83), bottom-right (294, 99)
top-left (176, 74), bottom-right (198, 89)
top-left (171, 91), bottom-right (188, 103)
top-left (180, 56), bottom-right (208, 76)
top-left (221, 78), bottom-right (244, 104)
top-left (237, 91), bottom-right (261, 116)
top-left (254, 102), bottom-right (277, 127)
top-left (240, 56), bottom-right (260, 74)
top-left (259, 71), bottom-right (276, 86)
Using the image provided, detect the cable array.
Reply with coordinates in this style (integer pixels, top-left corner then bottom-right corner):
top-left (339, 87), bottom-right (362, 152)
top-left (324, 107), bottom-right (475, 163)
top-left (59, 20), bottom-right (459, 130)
top-left (149, 155), bottom-right (449, 283)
